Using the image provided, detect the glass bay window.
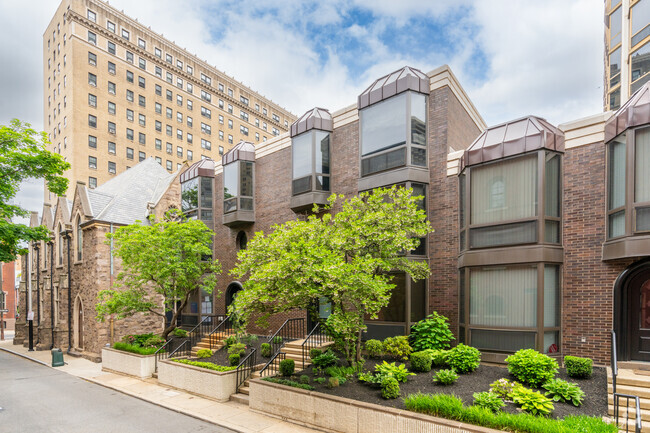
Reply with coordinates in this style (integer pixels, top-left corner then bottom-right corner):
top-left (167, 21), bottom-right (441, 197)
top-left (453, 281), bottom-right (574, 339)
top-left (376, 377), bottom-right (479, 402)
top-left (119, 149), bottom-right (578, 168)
top-left (221, 141), bottom-right (255, 226)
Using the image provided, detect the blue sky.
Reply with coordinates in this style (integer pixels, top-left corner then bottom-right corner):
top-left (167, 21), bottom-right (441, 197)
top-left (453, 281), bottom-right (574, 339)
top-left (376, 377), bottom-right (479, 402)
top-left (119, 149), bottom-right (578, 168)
top-left (0, 0), bottom-right (604, 219)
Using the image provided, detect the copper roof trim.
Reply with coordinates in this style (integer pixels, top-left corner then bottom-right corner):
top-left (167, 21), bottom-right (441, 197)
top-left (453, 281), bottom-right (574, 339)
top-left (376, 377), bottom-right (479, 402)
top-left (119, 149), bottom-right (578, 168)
top-left (357, 66), bottom-right (429, 110)
top-left (460, 116), bottom-right (564, 171)
top-left (180, 158), bottom-right (215, 182)
top-left (290, 107), bottom-right (333, 137)
top-left (222, 141), bottom-right (255, 165)
top-left (604, 81), bottom-right (650, 142)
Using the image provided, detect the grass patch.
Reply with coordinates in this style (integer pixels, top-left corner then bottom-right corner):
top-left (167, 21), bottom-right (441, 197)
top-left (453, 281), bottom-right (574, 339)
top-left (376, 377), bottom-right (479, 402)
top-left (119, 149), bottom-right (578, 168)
top-left (262, 377), bottom-right (315, 390)
top-left (170, 359), bottom-right (236, 372)
top-left (113, 342), bottom-right (159, 355)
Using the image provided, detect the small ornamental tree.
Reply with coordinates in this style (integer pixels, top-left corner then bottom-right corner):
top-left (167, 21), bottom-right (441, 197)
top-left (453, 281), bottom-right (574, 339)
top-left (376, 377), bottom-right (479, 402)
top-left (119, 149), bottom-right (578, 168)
top-left (95, 210), bottom-right (221, 339)
top-left (231, 187), bottom-right (432, 365)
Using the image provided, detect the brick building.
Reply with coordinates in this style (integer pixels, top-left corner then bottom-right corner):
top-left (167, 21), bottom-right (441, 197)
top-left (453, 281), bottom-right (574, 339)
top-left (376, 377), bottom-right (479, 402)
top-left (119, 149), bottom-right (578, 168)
top-left (0, 261), bottom-right (18, 332)
top-left (15, 159), bottom-right (181, 361)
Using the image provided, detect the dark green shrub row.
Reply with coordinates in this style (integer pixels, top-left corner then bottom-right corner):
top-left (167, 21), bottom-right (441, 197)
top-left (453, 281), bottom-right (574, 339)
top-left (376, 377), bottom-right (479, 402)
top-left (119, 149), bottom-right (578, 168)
top-left (121, 333), bottom-right (165, 349)
top-left (170, 359), bottom-right (236, 371)
top-left (403, 393), bottom-right (617, 433)
top-left (280, 359), bottom-right (295, 376)
top-left (262, 377), bottom-right (314, 390)
top-left (113, 342), bottom-right (159, 355)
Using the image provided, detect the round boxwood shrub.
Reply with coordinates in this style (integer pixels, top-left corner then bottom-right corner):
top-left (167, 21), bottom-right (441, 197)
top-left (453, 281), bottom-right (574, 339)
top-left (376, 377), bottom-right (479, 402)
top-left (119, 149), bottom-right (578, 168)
top-left (365, 339), bottom-right (383, 358)
top-left (564, 355), bottom-right (593, 379)
top-left (409, 351), bottom-right (433, 373)
top-left (446, 344), bottom-right (481, 374)
top-left (260, 343), bottom-right (272, 357)
top-left (229, 353), bottom-right (241, 366)
top-left (505, 349), bottom-right (558, 387)
top-left (196, 348), bottom-right (212, 359)
top-left (279, 359), bottom-right (295, 377)
top-left (309, 348), bottom-right (322, 360)
top-left (300, 374), bottom-right (310, 384)
top-left (381, 377), bottom-right (400, 399)
top-left (383, 336), bottom-right (412, 361)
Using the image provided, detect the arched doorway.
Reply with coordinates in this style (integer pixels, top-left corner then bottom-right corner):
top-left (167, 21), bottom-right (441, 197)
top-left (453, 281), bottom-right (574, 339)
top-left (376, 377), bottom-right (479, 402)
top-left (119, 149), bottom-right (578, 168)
top-left (73, 295), bottom-right (84, 350)
top-left (614, 259), bottom-right (650, 361)
top-left (225, 282), bottom-right (243, 311)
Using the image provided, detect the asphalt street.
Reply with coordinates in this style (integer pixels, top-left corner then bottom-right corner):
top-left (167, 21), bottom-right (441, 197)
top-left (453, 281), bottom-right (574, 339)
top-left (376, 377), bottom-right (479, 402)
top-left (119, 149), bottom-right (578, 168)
top-left (0, 350), bottom-right (236, 433)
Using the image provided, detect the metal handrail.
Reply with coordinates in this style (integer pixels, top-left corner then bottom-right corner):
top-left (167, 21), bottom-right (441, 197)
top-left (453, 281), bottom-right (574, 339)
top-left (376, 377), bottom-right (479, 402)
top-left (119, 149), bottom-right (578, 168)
top-left (259, 351), bottom-right (286, 377)
top-left (207, 315), bottom-right (234, 350)
top-left (301, 322), bottom-right (328, 368)
top-left (267, 317), bottom-right (304, 358)
top-left (154, 338), bottom-right (173, 371)
top-left (236, 348), bottom-right (257, 390)
top-left (168, 339), bottom-right (189, 358)
top-left (612, 329), bottom-right (618, 394)
top-left (186, 314), bottom-right (222, 352)
top-left (613, 393), bottom-right (642, 433)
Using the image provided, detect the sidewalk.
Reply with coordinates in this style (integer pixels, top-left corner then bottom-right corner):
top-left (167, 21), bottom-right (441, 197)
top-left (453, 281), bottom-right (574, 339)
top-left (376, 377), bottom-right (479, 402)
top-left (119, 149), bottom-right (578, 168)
top-left (0, 339), bottom-right (316, 433)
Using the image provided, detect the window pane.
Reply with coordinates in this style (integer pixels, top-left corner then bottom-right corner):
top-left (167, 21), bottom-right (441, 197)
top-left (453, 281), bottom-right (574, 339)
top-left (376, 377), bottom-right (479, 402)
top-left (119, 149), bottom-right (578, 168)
top-left (545, 153), bottom-right (560, 217)
top-left (637, 206), bottom-right (650, 231)
top-left (315, 175), bottom-right (330, 191)
top-left (544, 265), bottom-right (559, 327)
top-left (361, 147), bottom-right (406, 176)
top-left (292, 132), bottom-right (312, 179)
top-left (240, 161), bottom-right (253, 197)
top-left (459, 173), bottom-right (466, 227)
top-left (631, 42), bottom-right (650, 92)
top-left (459, 271), bottom-right (465, 324)
top-left (471, 155), bottom-right (537, 224)
top-left (470, 266), bottom-right (537, 327)
top-left (609, 210), bottom-right (626, 237)
top-left (410, 92), bottom-right (426, 146)
top-left (223, 162), bottom-right (238, 203)
top-left (544, 331), bottom-right (559, 354)
top-left (200, 177), bottom-right (213, 209)
top-left (632, 0), bottom-right (650, 45)
top-left (314, 131), bottom-right (330, 174)
top-left (471, 329), bottom-right (536, 352)
top-left (636, 127), bottom-right (650, 203)
top-left (610, 47), bottom-right (621, 87)
top-left (609, 134), bottom-right (626, 210)
top-left (610, 6), bottom-right (622, 47)
top-left (410, 278), bottom-right (426, 322)
top-left (544, 220), bottom-right (560, 243)
top-left (361, 92), bottom-right (407, 156)
top-left (374, 273), bottom-right (406, 322)
top-left (470, 221), bottom-right (537, 248)
top-left (181, 178), bottom-right (198, 211)
top-left (411, 147), bottom-right (427, 166)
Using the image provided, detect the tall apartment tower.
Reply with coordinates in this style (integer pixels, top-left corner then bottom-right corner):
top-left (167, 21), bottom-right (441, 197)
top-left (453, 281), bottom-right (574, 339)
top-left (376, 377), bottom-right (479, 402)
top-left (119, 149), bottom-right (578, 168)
top-left (604, 0), bottom-right (650, 111)
top-left (43, 0), bottom-right (295, 202)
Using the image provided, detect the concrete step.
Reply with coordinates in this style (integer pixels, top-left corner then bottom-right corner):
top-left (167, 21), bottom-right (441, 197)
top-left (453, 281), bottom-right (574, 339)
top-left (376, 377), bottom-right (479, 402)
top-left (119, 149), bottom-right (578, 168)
top-left (238, 386), bottom-right (250, 395)
top-left (609, 404), bottom-right (650, 422)
top-left (610, 395), bottom-right (650, 411)
top-left (230, 393), bottom-right (249, 405)
top-left (614, 415), bottom-right (649, 432)
top-left (609, 383), bottom-right (650, 400)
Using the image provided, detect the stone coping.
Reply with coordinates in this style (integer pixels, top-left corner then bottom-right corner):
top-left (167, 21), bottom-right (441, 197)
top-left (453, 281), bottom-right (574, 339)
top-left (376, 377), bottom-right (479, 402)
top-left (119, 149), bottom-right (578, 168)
top-left (251, 378), bottom-right (500, 433)
top-left (160, 358), bottom-right (238, 375)
top-left (103, 346), bottom-right (156, 358)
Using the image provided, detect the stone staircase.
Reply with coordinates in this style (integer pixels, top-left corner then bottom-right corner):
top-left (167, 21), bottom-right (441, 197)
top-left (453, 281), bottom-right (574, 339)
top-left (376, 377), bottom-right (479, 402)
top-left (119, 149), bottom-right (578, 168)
top-left (189, 331), bottom-right (234, 357)
top-left (608, 364), bottom-right (650, 432)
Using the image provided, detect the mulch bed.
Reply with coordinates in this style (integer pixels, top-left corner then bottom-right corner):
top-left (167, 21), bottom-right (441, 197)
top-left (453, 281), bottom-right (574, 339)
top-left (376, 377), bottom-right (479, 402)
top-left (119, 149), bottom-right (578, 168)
top-left (294, 356), bottom-right (608, 420)
top-left (195, 336), bottom-right (267, 367)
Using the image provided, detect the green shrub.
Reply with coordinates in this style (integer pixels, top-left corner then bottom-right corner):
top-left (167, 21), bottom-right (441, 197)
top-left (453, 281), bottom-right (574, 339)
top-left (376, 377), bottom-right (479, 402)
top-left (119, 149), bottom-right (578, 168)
top-left (365, 339), bottom-right (383, 358)
top-left (309, 348), bottom-right (322, 359)
top-left (489, 378), bottom-right (519, 399)
top-left (171, 359), bottom-right (236, 372)
top-left (224, 335), bottom-right (237, 347)
top-left (410, 351), bottom-right (433, 372)
top-left (262, 377), bottom-right (314, 391)
top-left (425, 349), bottom-right (449, 367)
top-left (122, 333), bottom-right (159, 347)
top-left (409, 312), bottom-right (455, 352)
top-left (314, 377), bottom-right (326, 384)
top-left (564, 356), bottom-right (593, 379)
top-left (506, 349), bottom-right (558, 387)
top-left (196, 348), bottom-right (213, 359)
top-left (472, 391), bottom-right (505, 413)
top-left (113, 342), bottom-right (158, 355)
top-left (142, 335), bottom-right (166, 348)
top-left (241, 334), bottom-right (258, 345)
top-left (272, 335), bottom-right (283, 344)
top-left (325, 366), bottom-right (355, 384)
top-left (374, 361), bottom-right (415, 383)
top-left (261, 343), bottom-right (272, 357)
top-left (543, 378), bottom-right (585, 406)
top-left (327, 377), bottom-right (340, 388)
top-left (446, 344), bottom-right (480, 373)
top-left (312, 350), bottom-right (338, 368)
top-left (299, 375), bottom-right (310, 384)
top-left (433, 369), bottom-right (458, 385)
top-left (172, 328), bottom-right (188, 338)
top-left (229, 353), bottom-right (241, 366)
top-left (510, 385), bottom-right (554, 416)
top-left (383, 336), bottom-right (412, 361)
top-left (381, 377), bottom-right (400, 399)
top-left (280, 359), bottom-right (295, 376)
top-left (228, 343), bottom-right (246, 356)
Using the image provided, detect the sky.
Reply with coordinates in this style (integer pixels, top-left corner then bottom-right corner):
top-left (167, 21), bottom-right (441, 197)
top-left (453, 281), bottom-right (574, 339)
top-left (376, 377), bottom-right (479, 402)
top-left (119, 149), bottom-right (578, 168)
top-left (0, 0), bottom-right (605, 223)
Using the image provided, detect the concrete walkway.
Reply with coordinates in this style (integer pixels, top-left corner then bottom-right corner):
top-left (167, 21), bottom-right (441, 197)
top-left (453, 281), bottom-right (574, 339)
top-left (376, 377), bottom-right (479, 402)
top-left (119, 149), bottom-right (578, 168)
top-left (0, 340), bottom-right (316, 433)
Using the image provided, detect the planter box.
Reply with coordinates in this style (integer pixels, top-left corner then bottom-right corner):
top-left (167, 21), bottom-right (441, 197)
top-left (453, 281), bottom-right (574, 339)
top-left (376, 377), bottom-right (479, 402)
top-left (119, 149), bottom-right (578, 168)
top-left (158, 359), bottom-right (237, 402)
top-left (249, 379), bottom-right (499, 433)
top-left (101, 347), bottom-right (157, 379)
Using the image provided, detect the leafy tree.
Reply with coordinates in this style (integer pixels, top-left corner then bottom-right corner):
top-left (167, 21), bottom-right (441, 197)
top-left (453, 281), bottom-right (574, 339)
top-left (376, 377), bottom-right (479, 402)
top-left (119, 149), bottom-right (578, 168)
top-left (95, 210), bottom-right (222, 339)
top-left (231, 186), bottom-right (432, 365)
top-left (0, 119), bottom-right (70, 262)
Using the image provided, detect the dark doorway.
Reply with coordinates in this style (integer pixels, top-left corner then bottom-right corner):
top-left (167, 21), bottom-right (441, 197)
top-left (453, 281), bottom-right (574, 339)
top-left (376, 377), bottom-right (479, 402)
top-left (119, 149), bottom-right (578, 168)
top-left (225, 282), bottom-right (243, 310)
top-left (629, 268), bottom-right (650, 361)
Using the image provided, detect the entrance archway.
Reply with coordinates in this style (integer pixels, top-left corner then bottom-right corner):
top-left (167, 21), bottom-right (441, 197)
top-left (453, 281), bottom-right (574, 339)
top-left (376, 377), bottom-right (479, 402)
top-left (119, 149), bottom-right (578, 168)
top-left (225, 282), bottom-right (243, 311)
top-left (73, 295), bottom-right (84, 350)
top-left (614, 259), bottom-right (650, 361)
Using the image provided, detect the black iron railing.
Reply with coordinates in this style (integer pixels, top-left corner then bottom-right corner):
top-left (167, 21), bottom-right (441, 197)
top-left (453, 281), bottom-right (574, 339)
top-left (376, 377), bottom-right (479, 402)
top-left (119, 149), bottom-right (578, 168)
top-left (301, 322), bottom-right (328, 368)
top-left (186, 314), bottom-right (222, 353)
top-left (154, 338), bottom-right (173, 371)
top-left (208, 315), bottom-right (234, 350)
top-left (259, 351), bottom-right (286, 378)
top-left (614, 393), bottom-right (642, 433)
top-left (612, 329), bottom-right (619, 394)
top-left (267, 317), bottom-right (304, 358)
top-left (168, 339), bottom-right (190, 358)
top-left (236, 348), bottom-right (257, 390)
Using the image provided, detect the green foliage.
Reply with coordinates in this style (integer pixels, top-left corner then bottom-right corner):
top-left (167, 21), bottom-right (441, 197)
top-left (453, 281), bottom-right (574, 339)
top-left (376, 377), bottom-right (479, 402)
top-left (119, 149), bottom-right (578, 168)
top-left (425, 349), bottom-right (449, 367)
top-left (260, 343), bottom-right (272, 357)
top-left (381, 377), bottom-right (400, 399)
top-left (433, 369), bottom-right (458, 385)
top-left (171, 359), bottom-right (237, 371)
top-left (510, 385), bottom-right (555, 416)
top-left (383, 336), bottom-right (412, 361)
top-left (327, 377), bottom-right (340, 388)
top-left (196, 349), bottom-right (213, 359)
top-left (374, 361), bottom-right (415, 383)
top-left (561, 415), bottom-right (619, 433)
top-left (543, 378), bottom-right (585, 406)
top-left (312, 350), bottom-right (338, 368)
top-left (113, 342), bottom-right (158, 355)
top-left (272, 336), bottom-right (283, 344)
top-left (564, 356), bottom-right (593, 379)
top-left (409, 312), bottom-right (455, 352)
top-left (0, 119), bottom-right (71, 262)
top-left (143, 335), bottom-right (166, 348)
top-left (225, 336), bottom-right (237, 347)
top-left (446, 344), bottom-right (480, 373)
top-left (314, 377), bottom-right (326, 384)
top-left (472, 392), bottom-right (505, 413)
top-left (230, 187), bottom-right (432, 365)
top-left (121, 333), bottom-right (164, 349)
top-left (229, 353), bottom-right (241, 366)
top-left (325, 366), bottom-right (355, 385)
top-left (299, 375), bottom-right (310, 384)
top-left (241, 334), bottom-right (258, 345)
top-left (261, 377), bottom-right (314, 391)
top-left (489, 378), bottom-right (519, 399)
top-left (172, 328), bottom-right (188, 337)
top-left (364, 339), bottom-right (383, 358)
top-left (506, 349), bottom-right (559, 387)
top-left (279, 359), bottom-right (295, 376)
top-left (409, 351), bottom-right (433, 372)
top-left (357, 371), bottom-right (383, 386)
top-left (227, 343), bottom-right (246, 356)
top-left (309, 348), bottom-right (322, 359)
top-left (95, 209), bottom-right (222, 339)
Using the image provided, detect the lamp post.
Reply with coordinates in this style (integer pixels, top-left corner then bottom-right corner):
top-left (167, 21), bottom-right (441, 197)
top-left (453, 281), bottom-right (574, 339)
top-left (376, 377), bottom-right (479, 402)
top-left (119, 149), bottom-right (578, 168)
top-left (32, 242), bottom-right (41, 345)
top-left (48, 238), bottom-right (54, 349)
top-left (60, 228), bottom-right (72, 353)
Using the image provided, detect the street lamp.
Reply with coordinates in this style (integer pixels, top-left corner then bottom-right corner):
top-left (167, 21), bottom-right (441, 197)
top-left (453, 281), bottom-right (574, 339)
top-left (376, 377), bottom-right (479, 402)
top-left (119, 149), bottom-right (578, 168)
top-left (60, 228), bottom-right (72, 353)
top-left (47, 237), bottom-right (54, 349)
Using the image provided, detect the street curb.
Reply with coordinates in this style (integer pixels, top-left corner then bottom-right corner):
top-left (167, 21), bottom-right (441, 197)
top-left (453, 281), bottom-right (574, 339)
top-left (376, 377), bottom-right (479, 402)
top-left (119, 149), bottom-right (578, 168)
top-left (0, 346), bottom-right (50, 367)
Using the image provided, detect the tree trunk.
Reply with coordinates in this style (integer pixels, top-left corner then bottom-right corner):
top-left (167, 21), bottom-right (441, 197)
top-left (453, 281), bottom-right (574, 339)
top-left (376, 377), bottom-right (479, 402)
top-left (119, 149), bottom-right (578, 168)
top-left (355, 329), bottom-right (363, 365)
top-left (161, 294), bottom-right (190, 340)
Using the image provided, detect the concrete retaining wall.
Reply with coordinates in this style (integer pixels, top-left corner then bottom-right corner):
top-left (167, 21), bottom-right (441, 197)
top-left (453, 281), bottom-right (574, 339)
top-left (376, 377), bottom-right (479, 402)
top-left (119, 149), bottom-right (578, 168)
top-left (101, 347), bottom-right (156, 379)
top-left (158, 359), bottom-right (237, 402)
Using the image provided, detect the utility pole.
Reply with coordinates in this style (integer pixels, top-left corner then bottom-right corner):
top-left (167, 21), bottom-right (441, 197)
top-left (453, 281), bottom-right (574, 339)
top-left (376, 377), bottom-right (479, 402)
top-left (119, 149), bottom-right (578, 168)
top-left (1, 262), bottom-right (4, 341)
top-left (27, 247), bottom-right (33, 351)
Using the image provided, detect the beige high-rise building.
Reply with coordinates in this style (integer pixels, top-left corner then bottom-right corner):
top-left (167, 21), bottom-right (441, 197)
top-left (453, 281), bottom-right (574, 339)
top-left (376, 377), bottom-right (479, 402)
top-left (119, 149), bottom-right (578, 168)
top-left (604, 0), bottom-right (650, 111)
top-left (44, 0), bottom-right (295, 202)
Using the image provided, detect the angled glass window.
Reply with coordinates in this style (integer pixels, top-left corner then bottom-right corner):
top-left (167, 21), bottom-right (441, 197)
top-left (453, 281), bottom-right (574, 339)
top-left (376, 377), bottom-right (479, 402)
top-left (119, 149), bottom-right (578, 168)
top-left (291, 130), bottom-right (330, 195)
top-left (223, 161), bottom-right (254, 213)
